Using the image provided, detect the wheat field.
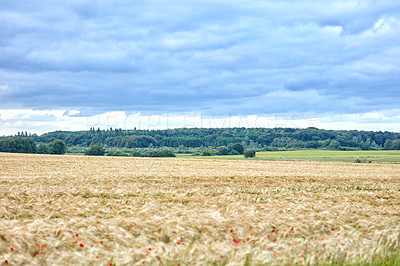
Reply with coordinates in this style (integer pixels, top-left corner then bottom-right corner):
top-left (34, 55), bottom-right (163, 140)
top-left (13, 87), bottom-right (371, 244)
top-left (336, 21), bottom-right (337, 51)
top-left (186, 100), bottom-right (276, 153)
top-left (1, 153), bottom-right (399, 265)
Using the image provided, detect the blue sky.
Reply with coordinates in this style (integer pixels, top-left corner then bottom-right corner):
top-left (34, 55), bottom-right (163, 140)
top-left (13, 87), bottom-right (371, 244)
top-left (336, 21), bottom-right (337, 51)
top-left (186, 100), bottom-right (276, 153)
top-left (0, 0), bottom-right (399, 134)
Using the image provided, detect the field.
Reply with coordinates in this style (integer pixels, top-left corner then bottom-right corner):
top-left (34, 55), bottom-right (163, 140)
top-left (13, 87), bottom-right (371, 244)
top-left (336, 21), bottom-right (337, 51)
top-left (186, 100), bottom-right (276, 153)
top-left (179, 150), bottom-right (400, 163)
top-left (1, 153), bottom-right (400, 265)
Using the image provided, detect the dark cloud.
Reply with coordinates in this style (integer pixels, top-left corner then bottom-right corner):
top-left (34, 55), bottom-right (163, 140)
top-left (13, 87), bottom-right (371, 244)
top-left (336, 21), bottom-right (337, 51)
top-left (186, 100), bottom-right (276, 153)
top-left (0, 0), bottom-right (399, 117)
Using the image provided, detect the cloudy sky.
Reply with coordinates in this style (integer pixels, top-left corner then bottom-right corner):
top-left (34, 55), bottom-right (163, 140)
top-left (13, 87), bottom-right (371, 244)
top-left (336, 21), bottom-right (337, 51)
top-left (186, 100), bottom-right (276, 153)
top-left (0, 0), bottom-right (399, 135)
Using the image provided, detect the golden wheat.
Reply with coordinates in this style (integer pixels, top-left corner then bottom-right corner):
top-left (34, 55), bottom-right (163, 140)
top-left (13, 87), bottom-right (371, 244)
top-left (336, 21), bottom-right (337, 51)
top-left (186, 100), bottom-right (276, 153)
top-left (0, 153), bottom-right (399, 265)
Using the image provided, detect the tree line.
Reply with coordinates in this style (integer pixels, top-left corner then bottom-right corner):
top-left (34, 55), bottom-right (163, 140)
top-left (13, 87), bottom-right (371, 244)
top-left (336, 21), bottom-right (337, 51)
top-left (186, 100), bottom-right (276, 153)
top-left (0, 137), bottom-right (66, 154)
top-left (30, 127), bottom-right (400, 150)
top-left (1, 127), bottom-right (400, 154)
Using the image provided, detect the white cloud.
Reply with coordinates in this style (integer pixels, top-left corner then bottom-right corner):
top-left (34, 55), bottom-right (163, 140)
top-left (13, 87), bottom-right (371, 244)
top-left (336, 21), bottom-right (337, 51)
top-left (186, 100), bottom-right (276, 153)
top-left (0, 85), bottom-right (9, 91)
top-left (1, 109), bottom-right (399, 136)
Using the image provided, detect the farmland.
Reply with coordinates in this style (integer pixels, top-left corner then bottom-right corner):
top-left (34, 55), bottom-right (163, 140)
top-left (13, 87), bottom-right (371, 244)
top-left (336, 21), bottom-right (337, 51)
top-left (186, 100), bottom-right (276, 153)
top-left (180, 150), bottom-right (400, 163)
top-left (1, 153), bottom-right (400, 265)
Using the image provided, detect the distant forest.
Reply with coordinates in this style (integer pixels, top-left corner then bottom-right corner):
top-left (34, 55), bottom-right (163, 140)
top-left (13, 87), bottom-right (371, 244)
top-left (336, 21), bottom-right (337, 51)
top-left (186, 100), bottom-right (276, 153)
top-left (1, 127), bottom-right (400, 155)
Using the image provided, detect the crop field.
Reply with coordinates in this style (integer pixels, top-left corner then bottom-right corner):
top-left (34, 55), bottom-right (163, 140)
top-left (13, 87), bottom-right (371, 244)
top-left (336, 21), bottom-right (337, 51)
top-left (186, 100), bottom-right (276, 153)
top-left (180, 150), bottom-right (400, 163)
top-left (1, 153), bottom-right (400, 265)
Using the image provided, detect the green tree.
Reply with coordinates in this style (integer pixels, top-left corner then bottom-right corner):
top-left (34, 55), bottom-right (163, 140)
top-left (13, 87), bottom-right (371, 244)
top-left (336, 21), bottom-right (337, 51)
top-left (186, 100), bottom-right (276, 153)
top-left (244, 150), bottom-right (256, 158)
top-left (392, 139), bottom-right (400, 150)
top-left (37, 142), bottom-right (50, 154)
top-left (49, 139), bottom-right (67, 154)
top-left (229, 143), bottom-right (244, 154)
top-left (85, 143), bottom-right (105, 156)
top-left (216, 146), bottom-right (229, 155)
top-left (360, 138), bottom-right (371, 150)
top-left (0, 137), bottom-right (37, 154)
top-left (201, 150), bottom-right (212, 156)
top-left (383, 139), bottom-right (393, 150)
top-left (327, 139), bottom-right (341, 150)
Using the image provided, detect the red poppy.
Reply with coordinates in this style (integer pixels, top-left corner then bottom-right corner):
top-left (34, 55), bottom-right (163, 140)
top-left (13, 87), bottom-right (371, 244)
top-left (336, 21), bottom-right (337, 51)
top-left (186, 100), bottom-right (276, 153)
top-left (100, 240), bottom-right (104, 244)
top-left (272, 253), bottom-right (277, 258)
top-left (301, 254), bottom-right (304, 258)
top-left (233, 238), bottom-right (239, 244)
top-left (148, 248), bottom-right (152, 251)
top-left (230, 229), bottom-right (233, 233)
top-left (318, 252), bottom-right (322, 256)
top-left (291, 227), bottom-right (294, 231)
top-left (272, 239), bottom-right (276, 242)
top-left (4, 259), bottom-right (8, 264)
top-left (96, 256), bottom-right (99, 259)
top-left (79, 243), bottom-right (84, 247)
top-left (75, 233), bottom-right (79, 237)
top-left (10, 247), bottom-right (14, 251)
top-left (272, 229), bottom-right (275, 233)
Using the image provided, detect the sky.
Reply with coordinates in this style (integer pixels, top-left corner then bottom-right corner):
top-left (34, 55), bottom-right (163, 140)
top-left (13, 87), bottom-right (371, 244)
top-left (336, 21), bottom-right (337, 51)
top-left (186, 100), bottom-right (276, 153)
top-left (0, 0), bottom-right (399, 135)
